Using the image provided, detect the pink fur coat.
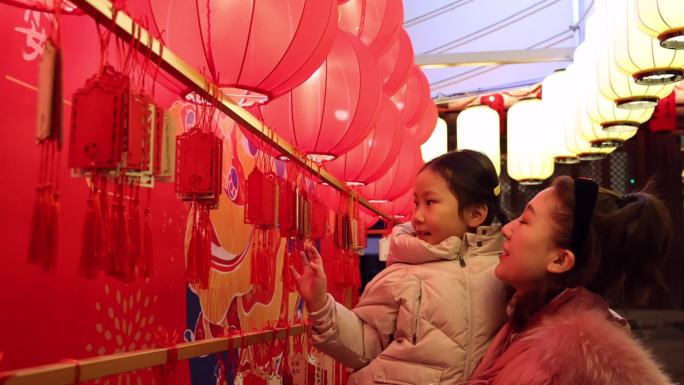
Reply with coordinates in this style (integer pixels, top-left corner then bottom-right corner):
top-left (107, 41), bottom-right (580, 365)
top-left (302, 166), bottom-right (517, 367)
top-left (467, 287), bottom-right (674, 385)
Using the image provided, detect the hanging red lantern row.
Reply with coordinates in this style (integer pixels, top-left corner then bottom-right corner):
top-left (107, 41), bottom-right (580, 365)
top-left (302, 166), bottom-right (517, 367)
top-left (380, 188), bottom-right (414, 220)
top-left (377, 29), bottom-right (414, 95)
top-left (338, 0), bottom-right (404, 57)
top-left (323, 96), bottom-right (404, 186)
top-left (131, 0), bottom-right (338, 106)
top-left (407, 100), bottom-right (438, 144)
top-left (259, 29), bottom-right (383, 162)
top-left (361, 136), bottom-right (423, 202)
top-left (390, 66), bottom-right (433, 138)
top-left (357, 207), bottom-right (380, 229)
top-left (174, 100), bottom-right (222, 289)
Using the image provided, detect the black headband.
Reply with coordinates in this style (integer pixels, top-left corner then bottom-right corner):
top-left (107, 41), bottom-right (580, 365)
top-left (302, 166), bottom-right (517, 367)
top-left (570, 177), bottom-right (599, 255)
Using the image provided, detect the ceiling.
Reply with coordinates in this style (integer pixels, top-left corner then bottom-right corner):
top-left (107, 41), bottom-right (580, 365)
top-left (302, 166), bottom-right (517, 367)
top-left (403, 0), bottom-right (592, 101)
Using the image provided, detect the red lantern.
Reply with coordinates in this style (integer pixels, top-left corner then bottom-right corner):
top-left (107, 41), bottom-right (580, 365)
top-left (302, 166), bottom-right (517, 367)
top-left (380, 189), bottom-right (414, 220)
top-left (391, 66), bottom-right (432, 130)
top-left (480, 94), bottom-right (506, 134)
top-left (378, 30), bottom-right (414, 95)
top-left (407, 100), bottom-right (438, 144)
top-left (360, 136), bottom-right (423, 202)
top-left (139, 0), bottom-right (338, 106)
top-left (323, 97), bottom-right (403, 186)
top-left (338, 0), bottom-right (404, 57)
top-left (259, 30), bottom-right (383, 162)
top-left (357, 207), bottom-right (380, 228)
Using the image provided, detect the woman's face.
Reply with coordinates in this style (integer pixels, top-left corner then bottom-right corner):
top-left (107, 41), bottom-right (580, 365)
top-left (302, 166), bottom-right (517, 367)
top-left (495, 187), bottom-right (566, 293)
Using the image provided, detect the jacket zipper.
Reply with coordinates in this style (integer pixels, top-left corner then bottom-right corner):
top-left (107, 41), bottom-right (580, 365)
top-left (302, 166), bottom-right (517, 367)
top-left (463, 267), bottom-right (474, 377)
top-left (457, 238), bottom-right (468, 267)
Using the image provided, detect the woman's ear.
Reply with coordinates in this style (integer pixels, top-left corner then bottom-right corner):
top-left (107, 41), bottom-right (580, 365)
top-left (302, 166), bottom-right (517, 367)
top-left (546, 249), bottom-right (575, 274)
top-left (465, 203), bottom-right (489, 229)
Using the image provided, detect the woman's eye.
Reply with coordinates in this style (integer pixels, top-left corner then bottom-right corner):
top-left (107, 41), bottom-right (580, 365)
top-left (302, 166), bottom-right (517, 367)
top-left (426, 200), bottom-right (435, 206)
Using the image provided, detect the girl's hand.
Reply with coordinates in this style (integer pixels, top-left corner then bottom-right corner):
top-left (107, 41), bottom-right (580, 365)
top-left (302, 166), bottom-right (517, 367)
top-left (289, 243), bottom-right (328, 313)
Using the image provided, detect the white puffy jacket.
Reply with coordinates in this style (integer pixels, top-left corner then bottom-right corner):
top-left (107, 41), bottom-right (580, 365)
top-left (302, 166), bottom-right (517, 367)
top-left (309, 223), bottom-right (508, 384)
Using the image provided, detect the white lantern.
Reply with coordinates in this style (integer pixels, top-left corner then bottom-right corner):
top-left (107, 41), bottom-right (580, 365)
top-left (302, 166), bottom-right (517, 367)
top-left (608, 0), bottom-right (684, 85)
top-left (573, 41), bottom-right (647, 148)
top-left (421, 118), bottom-right (448, 162)
top-left (593, 0), bottom-right (677, 108)
top-left (541, 69), bottom-right (580, 164)
top-left (564, 66), bottom-right (613, 161)
top-left (635, 0), bottom-right (684, 49)
top-left (507, 98), bottom-right (555, 185)
top-left (456, 105), bottom-right (501, 175)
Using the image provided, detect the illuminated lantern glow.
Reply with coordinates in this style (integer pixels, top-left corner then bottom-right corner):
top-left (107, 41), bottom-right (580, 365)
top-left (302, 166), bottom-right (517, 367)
top-left (456, 105), bottom-right (501, 175)
top-left (421, 118), bottom-right (448, 163)
top-left (542, 69), bottom-right (580, 164)
top-left (408, 100), bottom-right (438, 144)
top-left (360, 137), bottom-right (423, 202)
top-left (139, 0), bottom-right (338, 106)
top-left (338, 0), bottom-right (404, 57)
top-left (377, 30), bottom-right (414, 95)
top-left (591, 0), bottom-right (676, 109)
top-left (635, 0), bottom-right (684, 49)
top-left (391, 67), bottom-right (433, 130)
top-left (607, 0), bottom-right (684, 85)
top-left (506, 98), bottom-right (555, 185)
top-left (259, 30), bottom-right (383, 162)
top-left (324, 97), bottom-right (404, 186)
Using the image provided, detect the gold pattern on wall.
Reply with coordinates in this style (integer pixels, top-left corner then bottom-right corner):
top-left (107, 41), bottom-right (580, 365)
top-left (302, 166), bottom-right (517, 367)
top-left (87, 284), bottom-right (159, 385)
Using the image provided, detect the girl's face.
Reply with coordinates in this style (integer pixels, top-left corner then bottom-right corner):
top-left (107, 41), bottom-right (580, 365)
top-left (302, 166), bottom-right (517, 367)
top-left (495, 187), bottom-right (566, 293)
top-left (411, 169), bottom-right (468, 245)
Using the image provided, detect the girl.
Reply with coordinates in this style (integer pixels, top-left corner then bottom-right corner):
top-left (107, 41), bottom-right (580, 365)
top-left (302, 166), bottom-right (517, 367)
top-left (469, 176), bottom-right (675, 385)
top-left (291, 150), bottom-right (509, 384)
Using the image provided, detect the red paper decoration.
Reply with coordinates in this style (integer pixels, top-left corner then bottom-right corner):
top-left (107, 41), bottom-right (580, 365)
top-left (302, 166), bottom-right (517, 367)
top-left (378, 29), bottom-right (414, 95)
top-left (69, 66), bottom-right (128, 170)
top-left (259, 30), bottom-right (383, 161)
top-left (323, 96), bottom-right (404, 186)
top-left (175, 126), bottom-right (223, 288)
top-left (360, 136), bottom-right (423, 202)
top-left (138, 0), bottom-right (338, 106)
top-left (338, 0), bottom-right (404, 57)
top-left (245, 169), bottom-right (278, 227)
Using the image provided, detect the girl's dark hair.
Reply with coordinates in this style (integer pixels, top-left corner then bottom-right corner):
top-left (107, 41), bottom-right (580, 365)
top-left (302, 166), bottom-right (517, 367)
top-left (422, 149), bottom-right (507, 226)
top-left (511, 175), bottom-right (672, 330)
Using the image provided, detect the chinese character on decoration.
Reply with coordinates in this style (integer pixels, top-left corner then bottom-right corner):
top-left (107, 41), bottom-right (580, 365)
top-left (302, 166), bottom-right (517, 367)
top-left (14, 9), bottom-right (54, 61)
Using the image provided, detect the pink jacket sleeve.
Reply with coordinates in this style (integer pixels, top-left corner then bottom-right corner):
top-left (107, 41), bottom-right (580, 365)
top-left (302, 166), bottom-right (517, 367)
top-left (387, 222), bottom-right (462, 265)
top-left (307, 267), bottom-right (420, 370)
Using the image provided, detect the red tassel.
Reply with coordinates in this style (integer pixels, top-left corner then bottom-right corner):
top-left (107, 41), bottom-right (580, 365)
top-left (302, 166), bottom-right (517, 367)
top-left (128, 187), bottom-right (142, 279)
top-left (28, 185), bottom-right (46, 267)
top-left (186, 205), bottom-right (199, 284)
top-left (79, 192), bottom-right (97, 278)
top-left (198, 207), bottom-right (211, 289)
top-left (186, 204), bottom-right (212, 289)
top-left (44, 185), bottom-right (59, 272)
top-left (141, 205), bottom-right (154, 278)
